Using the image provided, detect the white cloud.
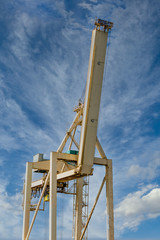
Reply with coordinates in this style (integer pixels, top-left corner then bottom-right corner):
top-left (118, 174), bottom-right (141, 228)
top-left (0, 178), bottom-right (23, 239)
top-left (89, 0), bottom-right (98, 3)
top-left (0, 0), bottom-right (160, 239)
top-left (1, 21), bottom-right (90, 159)
top-left (128, 150), bottom-right (160, 181)
top-left (79, 2), bottom-right (93, 11)
top-left (0, 85), bottom-right (57, 154)
top-left (115, 185), bottom-right (160, 235)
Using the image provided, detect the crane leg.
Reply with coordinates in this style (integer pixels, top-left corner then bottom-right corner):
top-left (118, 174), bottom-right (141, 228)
top-left (49, 152), bottom-right (57, 240)
top-left (74, 178), bottom-right (83, 240)
top-left (106, 160), bottom-right (114, 240)
top-left (22, 162), bottom-right (32, 240)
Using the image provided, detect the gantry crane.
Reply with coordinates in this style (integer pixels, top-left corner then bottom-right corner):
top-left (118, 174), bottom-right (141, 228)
top-left (22, 19), bottom-right (114, 240)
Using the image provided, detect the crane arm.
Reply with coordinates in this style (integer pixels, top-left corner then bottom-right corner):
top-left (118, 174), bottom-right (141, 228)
top-left (78, 21), bottom-right (112, 174)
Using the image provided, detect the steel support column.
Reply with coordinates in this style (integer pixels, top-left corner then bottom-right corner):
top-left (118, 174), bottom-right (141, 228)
top-left (75, 178), bottom-right (83, 240)
top-left (22, 162), bottom-right (32, 240)
top-left (49, 152), bottom-right (57, 240)
top-left (106, 160), bottom-right (114, 240)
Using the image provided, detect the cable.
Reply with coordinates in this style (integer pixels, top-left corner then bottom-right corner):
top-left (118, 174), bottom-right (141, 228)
top-left (79, 82), bottom-right (86, 104)
top-left (103, 29), bottom-right (112, 83)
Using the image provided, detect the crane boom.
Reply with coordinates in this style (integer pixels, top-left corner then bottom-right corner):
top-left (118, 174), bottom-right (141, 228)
top-left (78, 28), bottom-right (108, 174)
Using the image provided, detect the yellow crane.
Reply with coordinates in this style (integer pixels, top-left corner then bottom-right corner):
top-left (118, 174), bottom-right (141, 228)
top-left (22, 18), bottom-right (114, 240)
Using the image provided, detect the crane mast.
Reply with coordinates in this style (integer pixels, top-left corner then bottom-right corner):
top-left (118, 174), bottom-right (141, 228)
top-left (22, 19), bottom-right (114, 240)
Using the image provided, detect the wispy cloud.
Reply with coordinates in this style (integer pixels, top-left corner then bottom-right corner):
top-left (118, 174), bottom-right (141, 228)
top-left (0, 83), bottom-right (57, 155)
top-left (0, 177), bottom-right (22, 239)
top-left (0, 0), bottom-right (160, 239)
top-left (128, 151), bottom-right (160, 181)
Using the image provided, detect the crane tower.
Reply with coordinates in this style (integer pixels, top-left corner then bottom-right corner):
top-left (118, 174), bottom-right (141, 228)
top-left (22, 19), bottom-right (114, 240)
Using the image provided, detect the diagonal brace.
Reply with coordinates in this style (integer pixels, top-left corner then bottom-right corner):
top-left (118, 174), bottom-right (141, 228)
top-left (69, 132), bottom-right (79, 150)
top-left (25, 171), bottom-right (50, 240)
top-left (80, 174), bottom-right (106, 240)
top-left (57, 111), bottom-right (82, 153)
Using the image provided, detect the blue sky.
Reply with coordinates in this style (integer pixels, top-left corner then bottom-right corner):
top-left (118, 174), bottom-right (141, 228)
top-left (0, 0), bottom-right (160, 239)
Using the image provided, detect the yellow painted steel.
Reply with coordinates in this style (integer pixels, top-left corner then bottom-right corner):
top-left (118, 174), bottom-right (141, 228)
top-left (78, 29), bottom-right (108, 174)
top-left (44, 194), bottom-right (49, 202)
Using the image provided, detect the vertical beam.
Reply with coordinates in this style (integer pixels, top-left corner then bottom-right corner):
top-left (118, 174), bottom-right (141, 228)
top-left (75, 178), bottom-right (83, 240)
top-left (106, 160), bottom-right (114, 240)
top-left (49, 152), bottom-right (57, 240)
top-left (22, 162), bottom-right (32, 240)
